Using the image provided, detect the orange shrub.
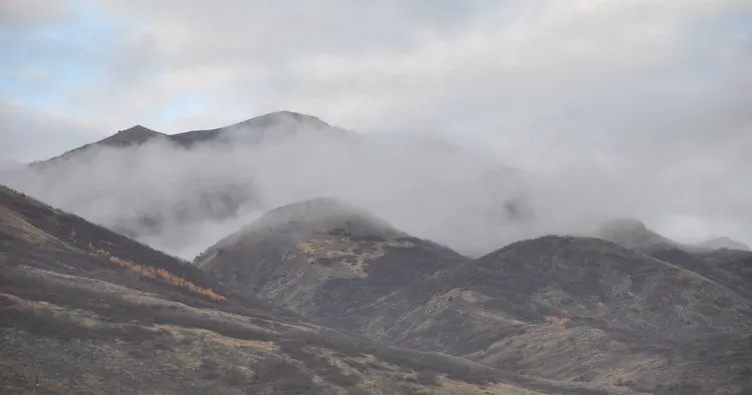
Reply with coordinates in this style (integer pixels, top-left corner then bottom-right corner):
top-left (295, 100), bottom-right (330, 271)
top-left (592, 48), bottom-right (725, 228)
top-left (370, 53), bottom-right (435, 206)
top-left (545, 315), bottom-right (571, 325)
top-left (89, 244), bottom-right (225, 301)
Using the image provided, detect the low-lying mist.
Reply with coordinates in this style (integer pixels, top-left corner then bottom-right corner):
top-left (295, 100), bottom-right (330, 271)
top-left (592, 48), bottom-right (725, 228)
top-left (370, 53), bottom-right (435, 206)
top-left (0, 119), bottom-right (741, 259)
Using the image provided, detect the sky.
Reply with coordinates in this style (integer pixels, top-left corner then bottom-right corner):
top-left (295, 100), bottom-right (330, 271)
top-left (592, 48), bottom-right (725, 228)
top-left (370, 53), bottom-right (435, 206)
top-left (1, 0), bottom-right (752, 252)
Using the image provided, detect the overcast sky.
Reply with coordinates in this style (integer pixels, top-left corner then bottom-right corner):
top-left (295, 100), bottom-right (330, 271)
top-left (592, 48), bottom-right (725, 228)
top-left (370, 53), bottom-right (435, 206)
top-left (1, 0), bottom-right (751, 247)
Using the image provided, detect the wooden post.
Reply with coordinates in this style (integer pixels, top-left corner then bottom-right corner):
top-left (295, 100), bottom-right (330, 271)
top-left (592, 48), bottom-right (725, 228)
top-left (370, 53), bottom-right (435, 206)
top-left (34, 373), bottom-right (39, 395)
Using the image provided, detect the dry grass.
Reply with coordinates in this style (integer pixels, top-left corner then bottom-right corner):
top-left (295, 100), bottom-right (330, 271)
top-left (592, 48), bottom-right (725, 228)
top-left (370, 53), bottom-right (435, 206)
top-left (297, 235), bottom-right (416, 279)
top-left (0, 205), bottom-right (56, 243)
top-left (1, 289), bottom-right (553, 395)
top-left (89, 243), bottom-right (226, 301)
top-left (545, 316), bottom-right (571, 326)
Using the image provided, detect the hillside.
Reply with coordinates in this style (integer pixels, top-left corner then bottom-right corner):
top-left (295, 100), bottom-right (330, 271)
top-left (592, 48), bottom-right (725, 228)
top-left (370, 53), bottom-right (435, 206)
top-left (197, 200), bottom-right (752, 395)
top-left (196, 197), bottom-right (468, 317)
top-left (1, 184), bottom-right (636, 395)
top-left (595, 219), bottom-right (752, 299)
top-left (331, 236), bottom-right (752, 394)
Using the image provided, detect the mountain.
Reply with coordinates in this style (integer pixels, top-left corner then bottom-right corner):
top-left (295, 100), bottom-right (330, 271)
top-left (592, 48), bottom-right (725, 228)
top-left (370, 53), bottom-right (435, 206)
top-left (594, 218), bottom-right (677, 251)
top-left (197, 200), bottom-right (752, 394)
top-left (696, 237), bottom-right (751, 251)
top-left (594, 218), bottom-right (752, 299)
top-left (2, 184), bottom-right (630, 395)
top-left (9, 111), bottom-right (360, 256)
top-left (338, 236), bottom-right (752, 394)
top-left (171, 110), bottom-right (338, 146)
top-left (196, 197), bottom-right (468, 317)
top-left (30, 111), bottom-right (349, 168)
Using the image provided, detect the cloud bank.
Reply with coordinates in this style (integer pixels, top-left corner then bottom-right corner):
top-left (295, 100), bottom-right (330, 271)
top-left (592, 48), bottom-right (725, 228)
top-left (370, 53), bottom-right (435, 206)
top-left (1, 0), bottom-right (750, 254)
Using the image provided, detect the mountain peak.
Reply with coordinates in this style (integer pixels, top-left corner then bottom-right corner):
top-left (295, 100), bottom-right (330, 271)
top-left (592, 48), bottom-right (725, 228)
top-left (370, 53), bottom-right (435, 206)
top-left (697, 236), bottom-right (751, 251)
top-left (238, 110), bottom-right (331, 130)
top-left (595, 217), bottom-right (675, 250)
top-left (99, 125), bottom-right (163, 147)
top-left (194, 197), bottom-right (410, 271)
top-left (600, 217), bottom-right (647, 232)
top-left (246, 197), bottom-right (406, 240)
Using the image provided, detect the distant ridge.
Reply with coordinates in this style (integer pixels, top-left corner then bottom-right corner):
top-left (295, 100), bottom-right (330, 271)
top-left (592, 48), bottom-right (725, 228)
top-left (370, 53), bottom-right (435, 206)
top-left (31, 111), bottom-right (347, 167)
top-left (594, 217), bottom-right (676, 250)
top-left (696, 236), bottom-right (750, 251)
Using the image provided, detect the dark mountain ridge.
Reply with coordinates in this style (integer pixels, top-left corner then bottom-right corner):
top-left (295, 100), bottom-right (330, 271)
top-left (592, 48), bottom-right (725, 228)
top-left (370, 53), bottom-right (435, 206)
top-left (30, 110), bottom-right (344, 169)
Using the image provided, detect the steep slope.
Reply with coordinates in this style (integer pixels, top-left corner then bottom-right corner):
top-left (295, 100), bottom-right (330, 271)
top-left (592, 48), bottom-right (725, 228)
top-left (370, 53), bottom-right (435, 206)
top-left (595, 218), bottom-right (752, 300)
top-left (196, 197), bottom-right (468, 317)
top-left (644, 244), bottom-right (752, 300)
top-left (3, 184), bottom-right (619, 395)
top-left (29, 125), bottom-right (168, 169)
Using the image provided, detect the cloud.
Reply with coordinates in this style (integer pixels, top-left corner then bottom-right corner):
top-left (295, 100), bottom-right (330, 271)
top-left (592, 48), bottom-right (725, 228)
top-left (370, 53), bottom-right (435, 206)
top-left (0, 0), bottom-right (70, 28)
top-left (0, 98), bottom-right (102, 162)
top-left (0, 125), bottom-right (538, 258)
top-left (1, 0), bottom-right (751, 253)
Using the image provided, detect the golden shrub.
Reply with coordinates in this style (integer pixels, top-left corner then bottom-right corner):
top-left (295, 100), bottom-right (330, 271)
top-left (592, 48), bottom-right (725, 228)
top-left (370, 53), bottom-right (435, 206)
top-left (89, 244), bottom-right (226, 301)
top-left (545, 315), bottom-right (571, 325)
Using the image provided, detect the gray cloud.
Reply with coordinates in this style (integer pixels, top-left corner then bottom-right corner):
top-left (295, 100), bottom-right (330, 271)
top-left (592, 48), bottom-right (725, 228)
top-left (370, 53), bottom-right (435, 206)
top-left (1, 0), bottom-right (751, 253)
top-left (0, 99), bottom-right (102, 162)
top-left (0, 0), bottom-right (70, 28)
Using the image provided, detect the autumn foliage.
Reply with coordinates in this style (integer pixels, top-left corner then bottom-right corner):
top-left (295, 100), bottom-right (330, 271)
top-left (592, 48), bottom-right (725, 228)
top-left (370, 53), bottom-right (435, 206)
top-left (545, 315), bottom-right (571, 325)
top-left (89, 243), bottom-right (226, 301)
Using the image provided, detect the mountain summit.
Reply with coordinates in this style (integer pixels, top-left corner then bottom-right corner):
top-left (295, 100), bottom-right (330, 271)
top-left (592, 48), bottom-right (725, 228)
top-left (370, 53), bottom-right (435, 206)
top-left (104, 125), bottom-right (164, 146)
top-left (196, 197), bottom-right (465, 315)
top-left (238, 110), bottom-right (330, 129)
top-left (696, 236), bottom-right (751, 251)
top-left (34, 110), bottom-right (347, 165)
top-left (595, 217), bottom-right (676, 250)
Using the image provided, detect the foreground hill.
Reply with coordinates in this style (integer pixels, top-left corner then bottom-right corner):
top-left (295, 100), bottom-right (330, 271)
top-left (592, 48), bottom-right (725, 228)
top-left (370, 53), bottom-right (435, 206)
top-left (1, 184), bottom-right (634, 395)
top-left (198, 200), bottom-right (752, 394)
top-left (196, 197), bottom-right (468, 317)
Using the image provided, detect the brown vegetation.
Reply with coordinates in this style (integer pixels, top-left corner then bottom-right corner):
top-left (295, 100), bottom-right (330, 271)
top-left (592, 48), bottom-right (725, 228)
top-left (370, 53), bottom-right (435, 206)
top-left (545, 316), bottom-right (571, 326)
top-left (89, 243), bottom-right (226, 301)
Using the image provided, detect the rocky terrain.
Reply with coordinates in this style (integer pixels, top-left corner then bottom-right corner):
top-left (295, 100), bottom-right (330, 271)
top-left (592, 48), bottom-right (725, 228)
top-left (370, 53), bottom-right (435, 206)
top-left (1, 184), bottom-right (642, 395)
top-left (197, 198), bottom-right (752, 395)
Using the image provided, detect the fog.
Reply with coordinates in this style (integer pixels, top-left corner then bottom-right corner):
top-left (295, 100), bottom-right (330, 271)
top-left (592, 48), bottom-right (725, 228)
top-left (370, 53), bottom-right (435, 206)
top-left (2, 1), bottom-right (751, 257)
top-left (1, 113), bottom-right (746, 260)
top-left (0, 121), bottom-right (536, 258)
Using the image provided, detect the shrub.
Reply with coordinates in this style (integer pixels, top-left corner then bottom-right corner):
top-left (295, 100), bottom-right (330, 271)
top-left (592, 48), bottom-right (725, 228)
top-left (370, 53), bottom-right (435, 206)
top-left (89, 244), bottom-right (226, 301)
